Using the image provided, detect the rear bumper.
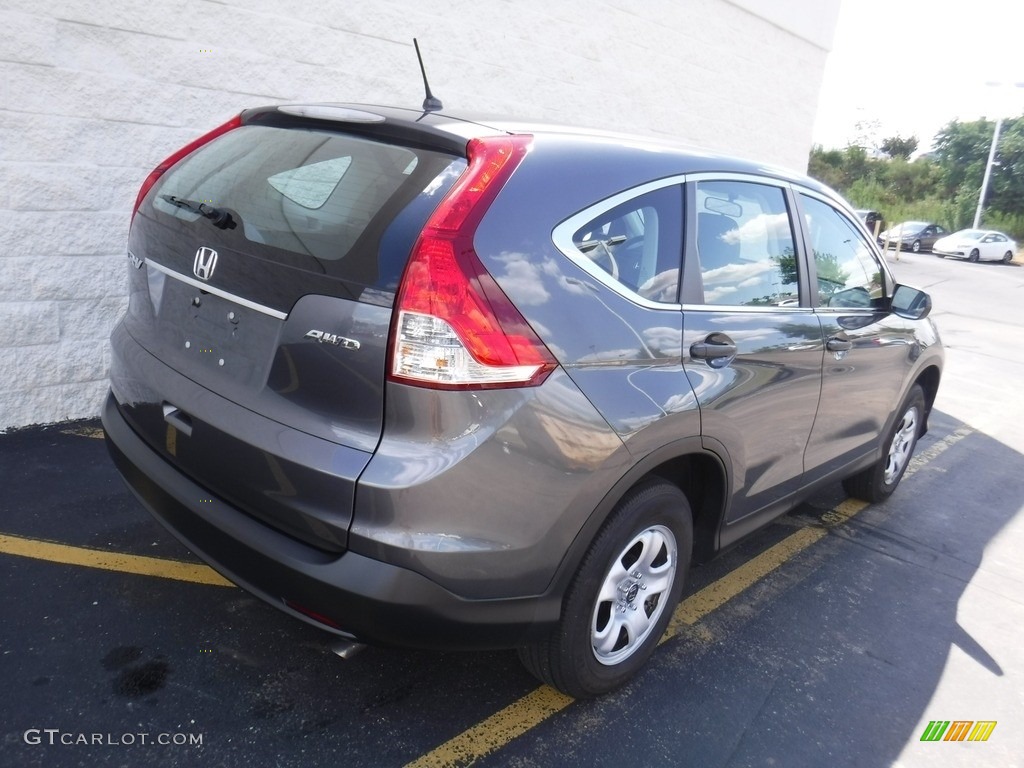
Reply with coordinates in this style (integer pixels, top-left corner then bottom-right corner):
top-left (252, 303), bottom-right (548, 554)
top-left (102, 391), bottom-right (560, 650)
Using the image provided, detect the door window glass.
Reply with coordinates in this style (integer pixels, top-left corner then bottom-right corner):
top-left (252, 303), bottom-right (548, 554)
top-left (695, 180), bottom-right (799, 306)
top-left (800, 194), bottom-right (886, 308)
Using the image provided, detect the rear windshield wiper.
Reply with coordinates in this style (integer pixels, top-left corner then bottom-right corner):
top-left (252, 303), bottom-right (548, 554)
top-left (162, 195), bottom-right (237, 230)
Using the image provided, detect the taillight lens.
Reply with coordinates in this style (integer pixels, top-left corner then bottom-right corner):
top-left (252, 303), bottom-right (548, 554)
top-left (131, 114), bottom-right (243, 221)
top-left (390, 135), bottom-right (557, 390)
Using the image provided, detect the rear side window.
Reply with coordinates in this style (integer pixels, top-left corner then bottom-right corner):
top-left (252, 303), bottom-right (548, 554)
top-left (695, 180), bottom-right (799, 307)
top-left (148, 124), bottom-right (463, 289)
top-left (570, 185), bottom-right (683, 303)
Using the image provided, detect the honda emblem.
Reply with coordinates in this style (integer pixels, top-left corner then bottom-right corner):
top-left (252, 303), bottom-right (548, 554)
top-left (193, 247), bottom-right (218, 281)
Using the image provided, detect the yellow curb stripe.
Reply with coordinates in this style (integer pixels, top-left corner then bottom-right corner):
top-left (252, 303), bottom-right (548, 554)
top-left (60, 426), bottom-right (105, 439)
top-left (904, 425), bottom-right (974, 478)
top-left (662, 525), bottom-right (829, 633)
top-left (663, 498), bottom-right (868, 636)
top-left (0, 533), bottom-right (234, 587)
top-left (403, 686), bottom-right (575, 768)
top-left (407, 497), bottom-right (874, 768)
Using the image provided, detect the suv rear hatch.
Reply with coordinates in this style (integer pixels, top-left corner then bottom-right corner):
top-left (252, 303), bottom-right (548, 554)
top-left (115, 105), bottom-right (477, 551)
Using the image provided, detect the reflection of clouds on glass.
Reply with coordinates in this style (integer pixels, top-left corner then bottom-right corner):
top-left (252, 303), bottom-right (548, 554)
top-left (838, 251), bottom-right (874, 288)
top-left (704, 285), bottom-right (738, 302)
top-left (721, 212), bottom-right (791, 245)
top-left (638, 270), bottom-right (679, 303)
top-left (423, 163), bottom-right (463, 196)
top-left (737, 276), bottom-right (762, 289)
top-left (703, 260), bottom-right (773, 285)
top-left (495, 251), bottom-right (551, 306)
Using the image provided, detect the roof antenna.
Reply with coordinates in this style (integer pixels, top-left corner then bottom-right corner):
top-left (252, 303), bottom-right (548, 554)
top-left (413, 38), bottom-right (443, 113)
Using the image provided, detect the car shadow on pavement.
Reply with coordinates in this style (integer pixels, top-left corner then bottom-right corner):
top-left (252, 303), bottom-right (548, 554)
top-left (539, 408), bottom-right (1024, 768)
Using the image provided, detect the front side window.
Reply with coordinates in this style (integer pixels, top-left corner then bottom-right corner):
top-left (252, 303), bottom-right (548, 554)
top-left (800, 194), bottom-right (886, 308)
top-left (695, 180), bottom-right (799, 306)
top-left (570, 185), bottom-right (683, 303)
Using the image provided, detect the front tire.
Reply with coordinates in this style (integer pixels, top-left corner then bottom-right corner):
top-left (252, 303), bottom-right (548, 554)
top-left (843, 384), bottom-right (925, 503)
top-left (968, 249), bottom-right (980, 262)
top-left (1003, 251), bottom-right (1014, 264)
top-left (518, 480), bottom-right (692, 698)
top-left (912, 239), bottom-right (921, 253)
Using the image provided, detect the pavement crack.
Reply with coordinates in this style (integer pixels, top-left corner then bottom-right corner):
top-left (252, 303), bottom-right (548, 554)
top-left (721, 677), bottom-right (778, 768)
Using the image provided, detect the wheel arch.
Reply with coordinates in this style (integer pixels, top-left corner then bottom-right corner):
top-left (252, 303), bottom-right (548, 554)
top-left (646, 452), bottom-right (726, 563)
top-left (546, 439), bottom-right (730, 603)
top-left (914, 363), bottom-right (941, 435)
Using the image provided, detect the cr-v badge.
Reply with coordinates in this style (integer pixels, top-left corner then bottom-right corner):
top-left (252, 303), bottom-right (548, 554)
top-left (193, 247), bottom-right (218, 281)
top-left (304, 330), bottom-right (360, 350)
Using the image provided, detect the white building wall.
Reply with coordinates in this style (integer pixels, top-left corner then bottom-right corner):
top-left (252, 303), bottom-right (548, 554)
top-left (0, 0), bottom-right (839, 429)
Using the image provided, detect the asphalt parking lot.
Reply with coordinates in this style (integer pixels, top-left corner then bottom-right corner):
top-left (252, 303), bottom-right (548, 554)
top-left (2, 250), bottom-right (1022, 768)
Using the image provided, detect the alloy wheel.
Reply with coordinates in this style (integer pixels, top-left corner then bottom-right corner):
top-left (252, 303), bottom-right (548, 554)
top-left (591, 525), bottom-right (677, 666)
top-left (884, 406), bottom-right (919, 485)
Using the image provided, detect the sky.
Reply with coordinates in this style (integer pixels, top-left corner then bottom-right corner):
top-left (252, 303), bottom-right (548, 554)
top-left (811, 0), bottom-right (1024, 152)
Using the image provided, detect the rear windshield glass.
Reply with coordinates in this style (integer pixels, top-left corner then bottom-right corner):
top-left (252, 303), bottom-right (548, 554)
top-left (148, 124), bottom-right (464, 289)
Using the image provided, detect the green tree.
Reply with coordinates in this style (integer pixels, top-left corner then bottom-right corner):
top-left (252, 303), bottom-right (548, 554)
top-left (933, 116), bottom-right (1024, 225)
top-left (932, 118), bottom-right (994, 197)
top-left (880, 135), bottom-right (919, 160)
top-left (808, 114), bottom-right (1024, 240)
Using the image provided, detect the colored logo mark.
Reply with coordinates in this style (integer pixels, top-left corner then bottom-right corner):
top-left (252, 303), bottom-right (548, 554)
top-left (920, 720), bottom-right (997, 742)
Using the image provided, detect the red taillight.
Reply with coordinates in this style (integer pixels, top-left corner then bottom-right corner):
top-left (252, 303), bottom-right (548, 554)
top-left (131, 114), bottom-right (243, 221)
top-left (390, 135), bottom-right (557, 390)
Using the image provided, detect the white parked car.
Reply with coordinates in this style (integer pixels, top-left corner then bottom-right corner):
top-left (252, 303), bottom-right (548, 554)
top-left (933, 229), bottom-right (1017, 263)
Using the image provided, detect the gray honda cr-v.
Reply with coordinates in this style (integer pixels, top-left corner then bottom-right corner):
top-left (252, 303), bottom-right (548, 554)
top-left (103, 103), bottom-right (943, 697)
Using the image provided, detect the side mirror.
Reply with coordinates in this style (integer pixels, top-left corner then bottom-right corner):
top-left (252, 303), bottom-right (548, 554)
top-left (891, 284), bottom-right (932, 320)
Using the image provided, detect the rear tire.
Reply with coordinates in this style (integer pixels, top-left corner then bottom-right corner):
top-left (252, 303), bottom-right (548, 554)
top-left (843, 385), bottom-right (925, 503)
top-left (968, 249), bottom-right (980, 262)
top-left (1003, 251), bottom-right (1014, 264)
top-left (518, 480), bottom-right (692, 698)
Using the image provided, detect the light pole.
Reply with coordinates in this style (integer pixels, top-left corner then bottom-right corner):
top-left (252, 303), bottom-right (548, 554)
top-left (973, 81), bottom-right (1024, 230)
top-left (972, 117), bottom-right (1002, 229)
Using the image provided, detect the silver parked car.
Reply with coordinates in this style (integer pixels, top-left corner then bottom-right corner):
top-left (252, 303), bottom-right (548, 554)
top-left (103, 103), bottom-right (943, 697)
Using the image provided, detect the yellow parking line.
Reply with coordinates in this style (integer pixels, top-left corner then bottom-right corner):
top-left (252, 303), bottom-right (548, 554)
top-left (0, 533), bottom-right (234, 587)
top-left (404, 686), bottom-right (574, 768)
top-left (405, 500), bottom-right (870, 768)
top-left (402, 423), bottom-right (979, 768)
top-left (663, 524), bottom-right (830, 633)
top-left (60, 426), bottom-right (105, 439)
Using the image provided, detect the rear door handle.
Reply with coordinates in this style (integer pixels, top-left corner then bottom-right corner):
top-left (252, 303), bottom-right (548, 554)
top-left (690, 336), bottom-right (738, 368)
top-left (826, 336), bottom-right (852, 352)
top-left (690, 341), bottom-right (738, 359)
